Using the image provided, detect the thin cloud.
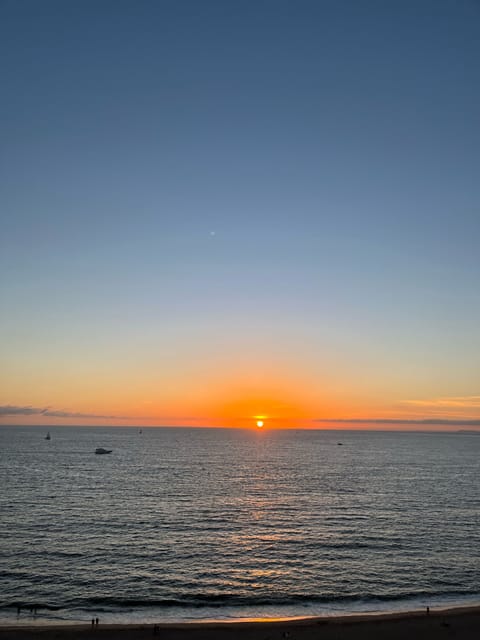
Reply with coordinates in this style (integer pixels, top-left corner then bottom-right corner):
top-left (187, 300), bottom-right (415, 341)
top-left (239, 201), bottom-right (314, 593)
top-left (0, 405), bottom-right (126, 419)
top-left (42, 410), bottom-right (125, 419)
top-left (402, 396), bottom-right (480, 408)
top-left (0, 405), bottom-right (44, 416)
top-left (315, 418), bottom-right (480, 426)
top-left (314, 395), bottom-right (480, 426)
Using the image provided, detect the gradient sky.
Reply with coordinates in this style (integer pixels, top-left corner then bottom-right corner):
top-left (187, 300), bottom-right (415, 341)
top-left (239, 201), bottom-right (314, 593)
top-left (1, 0), bottom-right (479, 429)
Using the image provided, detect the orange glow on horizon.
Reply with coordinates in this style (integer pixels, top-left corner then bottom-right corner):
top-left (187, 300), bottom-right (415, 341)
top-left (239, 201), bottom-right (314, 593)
top-left (192, 368), bottom-right (332, 429)
top-left (6, 360), bottom-right (465, 430)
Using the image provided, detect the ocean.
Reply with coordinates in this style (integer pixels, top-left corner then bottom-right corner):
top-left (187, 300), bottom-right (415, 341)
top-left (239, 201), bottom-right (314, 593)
top-left (0, 426), bottom-right (479, 625)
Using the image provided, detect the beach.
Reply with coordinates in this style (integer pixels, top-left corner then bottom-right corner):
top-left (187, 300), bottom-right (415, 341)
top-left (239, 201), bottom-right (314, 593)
top-left (1, 607), bottom-right (479, 640)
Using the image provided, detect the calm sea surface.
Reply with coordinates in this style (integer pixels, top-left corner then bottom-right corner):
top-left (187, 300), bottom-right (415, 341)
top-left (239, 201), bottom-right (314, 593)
top-left (0, 426), bottom-right (479, 624)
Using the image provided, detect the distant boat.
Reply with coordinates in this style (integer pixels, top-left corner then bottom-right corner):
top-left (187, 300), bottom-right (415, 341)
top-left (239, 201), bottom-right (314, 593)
top-left (45, 432), bottom-right (51, 440)
top-left (337, 442), bottom-right (343, 445)
top-left (139, 429), bottom-right (142, 434)
top-left (95, 447), bottom-right (112, 455)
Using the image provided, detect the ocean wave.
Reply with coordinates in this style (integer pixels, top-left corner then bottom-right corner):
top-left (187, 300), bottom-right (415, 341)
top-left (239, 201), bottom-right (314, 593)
top-left (5, 589), bottom-right (478, 612)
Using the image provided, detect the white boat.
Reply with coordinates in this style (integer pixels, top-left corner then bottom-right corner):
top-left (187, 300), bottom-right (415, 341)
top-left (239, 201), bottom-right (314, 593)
top-left (95, 447), bottom-right (112, 455)
top-left (45, 432), bottom-right (51, 440)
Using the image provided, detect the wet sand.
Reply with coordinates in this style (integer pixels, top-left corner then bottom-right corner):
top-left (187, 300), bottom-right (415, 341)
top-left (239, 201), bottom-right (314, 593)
top-left (1, 606), bottom-right (479, 640)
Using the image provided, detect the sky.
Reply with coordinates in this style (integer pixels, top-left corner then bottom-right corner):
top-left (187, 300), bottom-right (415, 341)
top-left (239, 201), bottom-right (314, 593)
top-left (1, 0), bottom-right (479, 429)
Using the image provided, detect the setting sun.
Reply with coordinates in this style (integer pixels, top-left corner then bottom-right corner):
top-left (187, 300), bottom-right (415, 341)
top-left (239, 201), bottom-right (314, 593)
top-left (256, 420), bottom-right (264, 428)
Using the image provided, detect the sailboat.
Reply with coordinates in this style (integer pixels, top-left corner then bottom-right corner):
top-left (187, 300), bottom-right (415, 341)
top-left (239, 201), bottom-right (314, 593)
top-left (45, 432), bottom-right (51, 440)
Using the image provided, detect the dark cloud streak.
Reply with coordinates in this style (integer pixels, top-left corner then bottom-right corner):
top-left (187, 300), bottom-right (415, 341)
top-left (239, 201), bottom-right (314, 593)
top-left (315, 418), bottom-right (480, 426)
top-left (0, 405), bottom-right (125, 419)
top-left (0, 405), bottom-right (43, 416)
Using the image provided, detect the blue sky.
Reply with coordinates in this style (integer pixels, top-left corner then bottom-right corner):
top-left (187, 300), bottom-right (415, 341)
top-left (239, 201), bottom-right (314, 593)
top-left (1, 0), bottom-right (479, 427)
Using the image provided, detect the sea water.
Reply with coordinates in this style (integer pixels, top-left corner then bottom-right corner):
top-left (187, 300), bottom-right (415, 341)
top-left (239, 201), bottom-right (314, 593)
top-left (0, 426), bottom-right (479, 624)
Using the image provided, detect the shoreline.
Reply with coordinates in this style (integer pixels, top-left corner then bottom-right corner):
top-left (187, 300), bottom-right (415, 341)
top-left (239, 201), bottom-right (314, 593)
top-left (4, 598), bottom-right (480, 625)
top-left (1, 604), bottom-right (479, 639)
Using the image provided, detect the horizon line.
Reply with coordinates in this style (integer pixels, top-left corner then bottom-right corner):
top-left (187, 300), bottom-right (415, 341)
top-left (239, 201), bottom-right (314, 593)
top-left (1, 423), bottom-right (479, 433)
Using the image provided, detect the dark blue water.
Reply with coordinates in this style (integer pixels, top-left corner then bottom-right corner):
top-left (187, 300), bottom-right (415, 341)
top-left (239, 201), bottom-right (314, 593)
top-left (0, 426), bottom-right (479, 624)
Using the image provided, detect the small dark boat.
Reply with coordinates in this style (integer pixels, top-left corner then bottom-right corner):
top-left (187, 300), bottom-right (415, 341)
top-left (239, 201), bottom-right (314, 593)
top-left (95, 447), bottom-right (112, 455)
top-left (45, 432), bottom-right (51, 440)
